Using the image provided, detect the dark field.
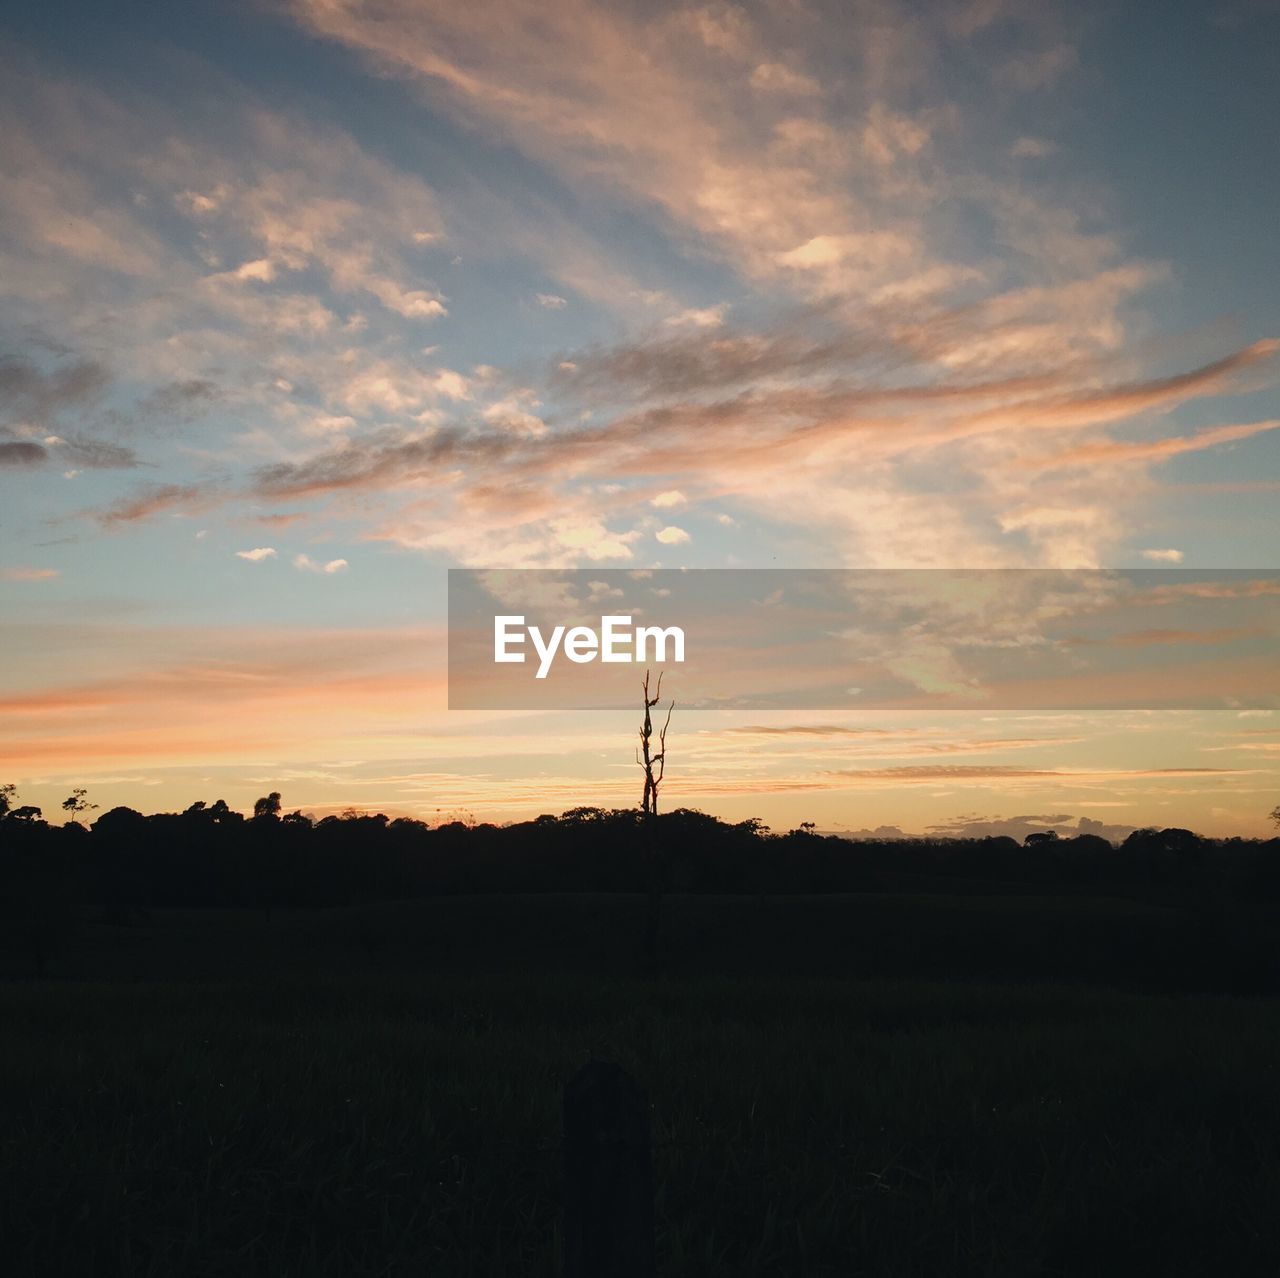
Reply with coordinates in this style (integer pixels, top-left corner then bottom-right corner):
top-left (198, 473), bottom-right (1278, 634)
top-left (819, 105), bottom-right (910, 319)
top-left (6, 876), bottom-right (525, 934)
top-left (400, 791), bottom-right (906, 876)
top-left (6, 893), bottom-right (1280, 1276)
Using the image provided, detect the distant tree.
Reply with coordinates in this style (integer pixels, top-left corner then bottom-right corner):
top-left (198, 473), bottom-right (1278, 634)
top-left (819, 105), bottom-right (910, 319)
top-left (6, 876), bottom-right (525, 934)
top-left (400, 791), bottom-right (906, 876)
top-left (562, 806), bottom-right (609, 824)
top-left (0, 783), bottom-right (43, 825)
top-left (0, 789), bottom-right (65, 975)
top-left (1024, 830), bottom-right (1059, 847)
top-left (253, 791), bottom-right (282, 820)
top-left (90, 807), bottom-right (148, 923)
top-left (250, 793), bottom-right (286, 919)
top-left (61, 788), bottom-right (96, 819)
top-left (204, 799), bottom-right (243, 826)
top-left (1270, 805), bottom-right (1280, 831)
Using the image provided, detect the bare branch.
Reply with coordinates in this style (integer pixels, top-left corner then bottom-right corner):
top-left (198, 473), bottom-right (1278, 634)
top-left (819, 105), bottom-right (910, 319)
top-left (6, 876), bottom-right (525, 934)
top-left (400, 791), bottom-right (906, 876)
top-left (637, 668), bottom-right (675, 816)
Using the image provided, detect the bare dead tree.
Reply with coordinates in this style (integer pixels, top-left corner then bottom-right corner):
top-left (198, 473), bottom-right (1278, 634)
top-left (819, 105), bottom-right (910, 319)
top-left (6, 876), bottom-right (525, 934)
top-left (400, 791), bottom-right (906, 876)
top-left (636, 669), bottom-right (674, 817)
top-left (636, 669), bottom-right (674, 971)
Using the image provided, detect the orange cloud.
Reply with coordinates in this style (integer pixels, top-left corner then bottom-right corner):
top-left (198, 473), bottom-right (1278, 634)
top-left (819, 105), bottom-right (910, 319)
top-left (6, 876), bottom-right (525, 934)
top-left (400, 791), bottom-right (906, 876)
top-left (1030, 416), bottom-right (1280, 471)
top-left (0, 625), bottom-right (446, 774)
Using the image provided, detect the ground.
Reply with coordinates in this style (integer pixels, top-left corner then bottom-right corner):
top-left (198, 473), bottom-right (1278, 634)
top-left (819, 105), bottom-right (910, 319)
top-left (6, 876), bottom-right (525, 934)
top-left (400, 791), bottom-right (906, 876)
top-left (4, 894), bottom-right (1280, 1275)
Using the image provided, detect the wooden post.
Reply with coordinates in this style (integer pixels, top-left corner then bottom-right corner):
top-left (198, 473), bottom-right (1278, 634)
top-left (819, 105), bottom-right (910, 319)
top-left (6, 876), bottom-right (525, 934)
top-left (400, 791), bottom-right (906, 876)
top-left (563, 1061), bottom-right (655, 1278)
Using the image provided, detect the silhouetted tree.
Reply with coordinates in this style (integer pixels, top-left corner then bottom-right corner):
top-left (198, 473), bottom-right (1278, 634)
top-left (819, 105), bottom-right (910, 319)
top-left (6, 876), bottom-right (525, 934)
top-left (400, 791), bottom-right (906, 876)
top-left (206, 799), bottom-right (243, 826)
top-left (249, 793), bottom-right (286, 919)
top-left (0, 784), bottom-right (66, 974)
top-left (253, 791), bottom-right (282, 820)
top-left (636, 670), bottom-right (674, 970)
top-left (636, 671), bottom-right (673, 817)
top-left (91, 806), bottom-right (149, 923)
top-left (61, 788), bottom-right (96, 819)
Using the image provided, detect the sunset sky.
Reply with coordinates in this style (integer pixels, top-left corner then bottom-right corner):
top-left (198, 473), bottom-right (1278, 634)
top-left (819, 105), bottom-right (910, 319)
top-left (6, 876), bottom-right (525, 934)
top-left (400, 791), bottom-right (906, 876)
top-left (1, 0), bottom-right (1277, 838)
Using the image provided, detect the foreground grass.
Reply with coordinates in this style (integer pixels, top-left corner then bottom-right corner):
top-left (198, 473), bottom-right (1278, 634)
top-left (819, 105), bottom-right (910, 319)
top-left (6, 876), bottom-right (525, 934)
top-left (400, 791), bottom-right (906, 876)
top-left (6, 960), bottom-right (1280, 1276)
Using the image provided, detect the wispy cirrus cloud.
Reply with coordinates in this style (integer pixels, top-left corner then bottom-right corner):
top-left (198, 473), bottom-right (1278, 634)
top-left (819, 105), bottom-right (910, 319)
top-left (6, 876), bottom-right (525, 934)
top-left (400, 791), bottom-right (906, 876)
top-left (1030, 416), bottom-right (1280, 471)
top-left (827, 764), bottom-right (1241, 782)
top-left (4, 4), bottom-right (1274, 573)
top-left (97, 484), bottom-right (213, 527)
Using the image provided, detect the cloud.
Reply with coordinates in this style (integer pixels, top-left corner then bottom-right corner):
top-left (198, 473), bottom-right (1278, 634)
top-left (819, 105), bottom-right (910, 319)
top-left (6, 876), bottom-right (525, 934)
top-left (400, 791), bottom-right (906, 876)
top-left (293, 553), bottom-right (348, 574)
top-left (1011, 136), bottom-right (1056, 159)
top-left (1135, 577), bottom-right (1280, 606)
top-left (0, 622), bottom-right (447, 773)
top-left (482, 397), bottom-right (547, 436)
top-left (9, 7), bottom-right (1280, 581)
top-left (94, 323), bottom-right (1275, 571)
top-left (236, 547), bottom-right (277, 562)
top-left (655, 525), bottom-right (690, 545)
top-left (999, 42), bottom-right (1077, 91)
top-left (664, 304), bottom-right (727, 329)
top-left (828, 765), bottom-right (1240, 782)
top-left (535, 292), bottom-right (567, 309)
top-left (0, 356), bottom-right (132, 466)
top-left (650, 490), bottom-right (686, 508)
top-left (831, 825), bottom-right (910, 840)
top-left (0, 567), bottom-right (59, 581)
top-left (1031, 415), bottom-right (1280, 471)
top-left (135, 379), bottom-right (221, 420)
top-left (550, 312), bottom-right (883, 401)
top-left (98, 484), bottom-right (208, 527)
top-left (926, 813), bottom-right (1136, 843)
top-left (1068, 626), bottom-right (1266, 649)
top-left (283, 0), bottom-right (949, 293)
top-left (1141, 548), bottom-right (1184, 563)
top-left (0, 440), bottom-right (48, 466)
top-left (230, 258), bottom-right (277, 282)
top-left (53, 437), bottom-right (139, 469)
top-left (831, 765), bottom-right (1060, 780)
top-left (0, 354), bottom-right (109, 419)
top-left (749, 62), bottom-right (820, 96)
top-left (724, 725), bottom-right (896, 737)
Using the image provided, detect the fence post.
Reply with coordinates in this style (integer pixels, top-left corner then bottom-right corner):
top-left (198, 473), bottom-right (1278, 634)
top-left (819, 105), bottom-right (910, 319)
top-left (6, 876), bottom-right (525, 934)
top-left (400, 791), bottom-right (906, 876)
top-left (563, 1060), bottom-right (655, 1277)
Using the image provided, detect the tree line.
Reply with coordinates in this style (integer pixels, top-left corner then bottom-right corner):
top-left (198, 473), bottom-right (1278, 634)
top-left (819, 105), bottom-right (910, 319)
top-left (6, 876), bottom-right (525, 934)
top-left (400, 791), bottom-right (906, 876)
top-left (3, 784), bottom-right (1279, 921)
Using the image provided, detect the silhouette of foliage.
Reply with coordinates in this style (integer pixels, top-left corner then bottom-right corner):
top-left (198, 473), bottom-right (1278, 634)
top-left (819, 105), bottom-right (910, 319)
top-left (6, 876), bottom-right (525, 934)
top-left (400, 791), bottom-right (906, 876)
top-left (0, 785), bottom-right (1277, 920)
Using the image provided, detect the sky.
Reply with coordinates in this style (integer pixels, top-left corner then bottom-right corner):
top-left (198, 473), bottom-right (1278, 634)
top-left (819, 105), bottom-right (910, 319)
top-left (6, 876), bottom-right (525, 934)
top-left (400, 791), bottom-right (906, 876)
top-left (1, 0), bottom-right (1278, 838)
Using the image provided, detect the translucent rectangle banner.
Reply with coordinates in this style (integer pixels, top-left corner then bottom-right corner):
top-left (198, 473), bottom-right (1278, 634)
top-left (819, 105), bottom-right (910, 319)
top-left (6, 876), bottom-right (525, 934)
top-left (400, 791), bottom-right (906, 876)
top-left (447, 568), bottom-right (1280, 711)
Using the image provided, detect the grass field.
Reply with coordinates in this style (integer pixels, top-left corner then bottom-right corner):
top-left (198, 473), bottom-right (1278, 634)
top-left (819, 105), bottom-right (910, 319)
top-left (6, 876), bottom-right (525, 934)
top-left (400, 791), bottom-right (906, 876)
top-left (5, 895), bottom-right (1280, 1275)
